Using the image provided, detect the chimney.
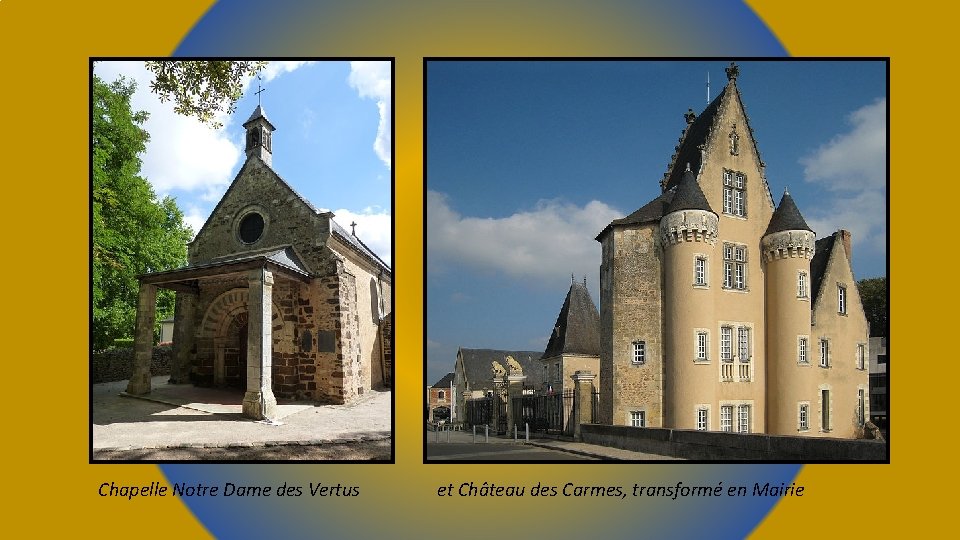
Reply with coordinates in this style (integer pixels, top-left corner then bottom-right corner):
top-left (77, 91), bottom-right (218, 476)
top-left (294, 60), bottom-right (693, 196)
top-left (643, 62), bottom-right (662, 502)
top-left (839, 229), bottom-right (852, 260)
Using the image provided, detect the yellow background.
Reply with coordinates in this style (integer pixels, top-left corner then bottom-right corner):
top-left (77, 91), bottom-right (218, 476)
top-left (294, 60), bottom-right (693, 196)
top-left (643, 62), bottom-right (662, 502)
top-left (0, 0), bottom-right (937, 536)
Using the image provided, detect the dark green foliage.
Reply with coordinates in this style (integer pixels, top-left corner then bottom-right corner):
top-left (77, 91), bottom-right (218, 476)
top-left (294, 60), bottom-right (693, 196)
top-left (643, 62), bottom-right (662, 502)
top-left (856, 277), bottom-right (887, 337)
top-left (145, 61), bottom-right (266, 128)
top-left (93, 76), bottom-right (193, 350)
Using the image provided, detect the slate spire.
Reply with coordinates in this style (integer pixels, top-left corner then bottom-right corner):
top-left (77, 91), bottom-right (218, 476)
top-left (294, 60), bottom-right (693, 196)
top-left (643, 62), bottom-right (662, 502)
top-left (665, 164), bottom-right (715, 215)
top-left (243, 104), bottom-right (276, 166)
top-left (764, 189), bottom-right (813, 236)
top-left (542, 279), bottom-right (601, 358)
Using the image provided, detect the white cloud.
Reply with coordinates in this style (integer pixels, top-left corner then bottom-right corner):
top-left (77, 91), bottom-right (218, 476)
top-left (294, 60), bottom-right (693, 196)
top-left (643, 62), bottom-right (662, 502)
top-left (348, 61), bottom-right (392, 169)
top-left (182, 205), bottom-right (208, 238)
top-left (800, 98), bottom-right (887, 259)
top-left (427, 191), bottom-right (621, 290)
top-left (332, 207), bottom-right (392, 266)
top-left (262, 61), bottom-right (313, 82)
top-left (94, 61), bottom-right (240, 195)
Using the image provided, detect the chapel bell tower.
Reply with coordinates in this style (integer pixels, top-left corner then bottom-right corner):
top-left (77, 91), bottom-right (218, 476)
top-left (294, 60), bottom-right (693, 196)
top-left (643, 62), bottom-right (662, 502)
top-left (243, 104), bottom-right (275, 167)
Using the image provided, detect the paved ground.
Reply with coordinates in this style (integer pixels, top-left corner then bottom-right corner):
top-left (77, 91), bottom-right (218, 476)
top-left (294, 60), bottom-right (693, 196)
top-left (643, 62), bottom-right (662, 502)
top-left (92, 376), bottom-right (392, 460)
top-left (426, 428), bottom-right (683, 461)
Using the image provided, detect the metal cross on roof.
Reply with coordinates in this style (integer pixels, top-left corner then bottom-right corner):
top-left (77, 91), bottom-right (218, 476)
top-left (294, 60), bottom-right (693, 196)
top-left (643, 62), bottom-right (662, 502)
top-left (350, 221), bottom-right (357, 236)
top-left (255, 74), bottom-right (266, 106)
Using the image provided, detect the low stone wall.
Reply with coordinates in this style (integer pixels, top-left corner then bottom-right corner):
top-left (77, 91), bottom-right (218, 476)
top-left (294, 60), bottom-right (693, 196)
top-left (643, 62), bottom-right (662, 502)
top-left (581, 424), bottom-right (887, 461)
top-left (91, 346), bottom-right (172, 384)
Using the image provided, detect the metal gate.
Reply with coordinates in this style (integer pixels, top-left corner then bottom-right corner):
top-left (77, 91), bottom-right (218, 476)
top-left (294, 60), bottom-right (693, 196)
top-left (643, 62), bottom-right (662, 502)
top-left (512, 390), bottom-right (574, 434)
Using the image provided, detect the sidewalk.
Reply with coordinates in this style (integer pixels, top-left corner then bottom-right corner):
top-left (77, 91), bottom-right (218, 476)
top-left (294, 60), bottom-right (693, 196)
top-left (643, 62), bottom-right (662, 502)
top-left (93, 376), bottom-right (391, 452)
top-left (428, 427), bottom-right (683, 460)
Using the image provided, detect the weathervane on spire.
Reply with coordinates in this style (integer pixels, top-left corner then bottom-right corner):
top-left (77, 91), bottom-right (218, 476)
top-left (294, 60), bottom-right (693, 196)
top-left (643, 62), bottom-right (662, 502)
top-left (254, 73), bottom-right (266, 106)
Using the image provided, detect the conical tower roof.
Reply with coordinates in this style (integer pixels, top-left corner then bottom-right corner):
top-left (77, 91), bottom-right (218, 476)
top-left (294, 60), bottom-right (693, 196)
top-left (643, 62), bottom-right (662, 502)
top-left (665, 165), bottom-right (715, 215)
top-left (765, 189), bottom-right (813, 236)
top-left (542, 279), bottom-right (601, 359)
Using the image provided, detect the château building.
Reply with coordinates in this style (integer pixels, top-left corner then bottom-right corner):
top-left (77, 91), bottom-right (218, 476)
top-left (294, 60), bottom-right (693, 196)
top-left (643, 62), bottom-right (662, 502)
top-left (596, 63), bottom-right (870, 438)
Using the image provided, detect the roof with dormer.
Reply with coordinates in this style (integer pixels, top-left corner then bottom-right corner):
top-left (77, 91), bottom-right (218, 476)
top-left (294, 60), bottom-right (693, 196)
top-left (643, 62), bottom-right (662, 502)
top-left (542, 280), bottom-right (601, 359)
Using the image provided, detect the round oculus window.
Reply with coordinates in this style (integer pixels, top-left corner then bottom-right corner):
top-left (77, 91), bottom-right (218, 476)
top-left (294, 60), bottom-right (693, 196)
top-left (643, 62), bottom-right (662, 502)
top-left (238, 212), bottom-right (265, 244)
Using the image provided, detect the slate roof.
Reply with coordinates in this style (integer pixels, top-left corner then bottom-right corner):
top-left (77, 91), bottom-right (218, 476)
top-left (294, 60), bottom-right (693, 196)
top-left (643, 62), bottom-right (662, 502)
top-left (765, 190), bottom-right (812, 236)
top-left (665, 166), bottom-right (715, 215)
top-left (662, 87), bottom-right (726, 191)
top-left (210, 245), bottom-right (312, 275)
top-left (432, 373), bottom-right (455, 389)
top-left (809, 233), bottom-right (836, 305)
top-left (330, 218), bottom-right (391, 273)
top-left (457, 348), bottom-right (546, 390)
top-left (243, 104), bottom-right (276, 130)
top-left (542, 280), bottom-right (601, 359)
top-left (596, 189), bottom-right (675, 240)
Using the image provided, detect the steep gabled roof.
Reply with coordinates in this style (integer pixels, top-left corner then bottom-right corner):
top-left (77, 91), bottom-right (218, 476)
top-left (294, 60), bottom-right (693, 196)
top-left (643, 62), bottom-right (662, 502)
top-left (330, 218), bottom-right (391, 274)
top-left (542, 280), bottom-right (601, 359)
top-left (457, 348), bottom-right (545, 390)
top-left (243, 104), bottom-right (276, 130)
top-left (810, 233), bottom-right (836, 304)
top-left (432, 372), bottom-right (455, 388)
top-left (662, 88), bottom-right (726, 191)
top-left (765, 190), bottom-right (813, 236)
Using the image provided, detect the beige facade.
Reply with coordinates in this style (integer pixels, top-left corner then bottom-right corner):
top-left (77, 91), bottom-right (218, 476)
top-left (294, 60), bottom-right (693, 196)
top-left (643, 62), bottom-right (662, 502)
top-left (597, 64), bottom-right (869, 438)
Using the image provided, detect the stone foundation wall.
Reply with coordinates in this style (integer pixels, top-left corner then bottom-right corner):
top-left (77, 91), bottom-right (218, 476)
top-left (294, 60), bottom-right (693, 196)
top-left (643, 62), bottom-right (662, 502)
top-left (580, 423), bottom-right (886, 461)
top-left (92, 346), bottom-right (171, 384)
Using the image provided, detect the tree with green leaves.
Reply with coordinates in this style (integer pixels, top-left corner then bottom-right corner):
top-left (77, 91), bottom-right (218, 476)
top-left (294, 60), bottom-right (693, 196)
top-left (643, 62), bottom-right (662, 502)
top-left (93, 75), bottom-right (193, 350)
top-left (856, 277), bottom-right (887, 337)
top-left (145, 61), bottom-right (266, 128)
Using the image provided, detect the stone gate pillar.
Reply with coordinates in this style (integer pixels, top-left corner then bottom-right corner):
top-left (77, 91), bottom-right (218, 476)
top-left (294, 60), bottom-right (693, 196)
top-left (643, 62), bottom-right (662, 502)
top-left (506, 374), bottom-right (527, 435)
top-left (242, 268), bottom-right (278, 420)
top-left (169, 292), bottom-right (196, 384)
top-left (572, 370), bottom-right (597, 440)
top-left (492, 375), bottom-right (506, 434)
top-left (126, 283), bottom-right (157, 395)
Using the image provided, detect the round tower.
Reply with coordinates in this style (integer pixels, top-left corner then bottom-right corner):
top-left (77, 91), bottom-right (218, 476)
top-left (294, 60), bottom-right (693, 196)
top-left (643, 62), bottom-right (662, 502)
top-left (660, 166), bottom-right (719, 429)
top-left (762, 189), bottom-right (816, 435)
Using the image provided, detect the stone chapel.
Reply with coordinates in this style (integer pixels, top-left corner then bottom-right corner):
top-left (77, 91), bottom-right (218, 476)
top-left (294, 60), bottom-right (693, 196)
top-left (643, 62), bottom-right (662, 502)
top-left (124, 104), bottom-right (392, 421)
top-left (596, 63), bottom-right (870, 438)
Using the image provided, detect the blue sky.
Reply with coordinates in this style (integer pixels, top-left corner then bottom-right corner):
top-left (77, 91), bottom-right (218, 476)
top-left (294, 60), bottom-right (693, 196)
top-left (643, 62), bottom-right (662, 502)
top-left (426, 60), bottom-right (887, 385)
top-left (94, 60), bottom-right (392, 264)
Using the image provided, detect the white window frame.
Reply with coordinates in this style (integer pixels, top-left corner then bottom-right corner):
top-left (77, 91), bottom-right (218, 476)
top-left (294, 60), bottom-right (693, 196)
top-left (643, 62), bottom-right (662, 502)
top-left (720, 326), bottom-right (733, 362)
top-left (737, 326), bottom-right (751, 362)
top-left (798, 336), bottom-right (809, 365)
top-left (630, 410), bottom-right (646, 428)
top-left (696, 406), bottom-right (709, 431)
top-left (720, 405), bottom-right (733, 432)
top-left (723, 242), bottom-right (747, 290)
top-left (722, 169), bottom-right (747, 217)
top-left (797, 271), bottom-right (808, 299)
top-left (838, 284), bottom-right (847, 314)
top-left (737, 404), bottom-right (751, 433)
top-left (819, 338), bottom-right (830, 368)
top-left (798, 402), bottom-right (810, 432)
top-left (694, 256), bottom-right (707, 286)
top-left (857, 343), bottom-right (866, 370)
top-left (632, 340), bottom-right (646, 365)
top-left (857, 388), bottom-right (866, 426)
top-left (695, 330), bottom-right (709, 362)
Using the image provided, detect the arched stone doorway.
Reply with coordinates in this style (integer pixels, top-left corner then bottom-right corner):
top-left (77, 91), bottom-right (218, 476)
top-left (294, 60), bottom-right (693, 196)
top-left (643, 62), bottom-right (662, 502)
top-left (198, 288), bottom-right (283, 390)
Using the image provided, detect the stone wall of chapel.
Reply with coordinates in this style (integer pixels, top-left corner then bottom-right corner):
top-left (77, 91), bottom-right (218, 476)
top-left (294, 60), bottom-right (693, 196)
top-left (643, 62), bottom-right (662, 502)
top-left (807, 241), bottom-right (870, 438)
top-left (338, 247), bottom-right (391, 391)
top-left (601, 224), bottom-right (663, 427)
top-left (188, 158), bottom-right (336, 274)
